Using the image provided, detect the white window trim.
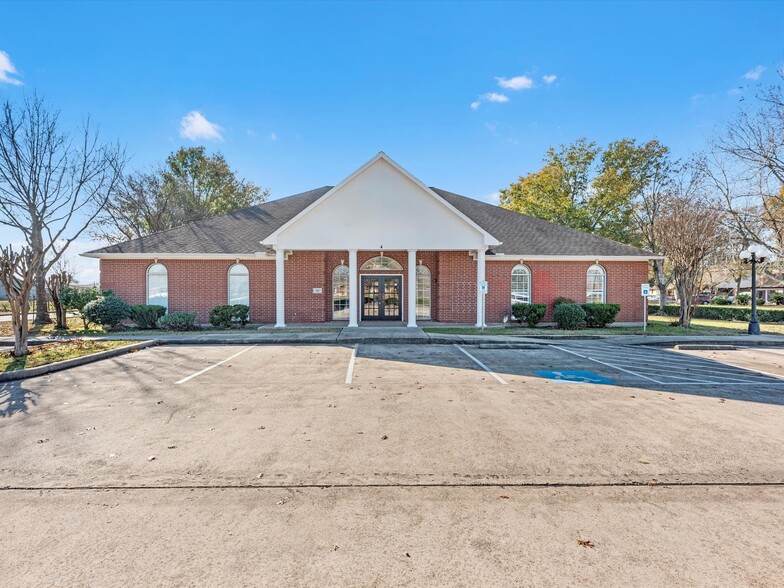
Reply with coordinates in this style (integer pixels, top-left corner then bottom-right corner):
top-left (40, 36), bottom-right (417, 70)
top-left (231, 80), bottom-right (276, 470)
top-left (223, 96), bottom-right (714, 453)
top-left (416, 264), bottom-right (432, 320)
top-left (227, 263), bottom-right (250, 309)
top-left (146, 263), bottom-right (169, 310)
top-left (332, 264), bottom-right (350, 321)
top-left (360, 255), bottom-right (404, 271)
top-left (511, 264), bottom-right (532, 306)
top-left (586, 264), bottom-right (607, 304)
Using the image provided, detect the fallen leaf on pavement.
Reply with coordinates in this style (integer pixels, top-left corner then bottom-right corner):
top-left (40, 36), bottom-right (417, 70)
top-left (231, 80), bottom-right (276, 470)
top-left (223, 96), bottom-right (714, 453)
top-left (577, 539), bottom-right (594, 548)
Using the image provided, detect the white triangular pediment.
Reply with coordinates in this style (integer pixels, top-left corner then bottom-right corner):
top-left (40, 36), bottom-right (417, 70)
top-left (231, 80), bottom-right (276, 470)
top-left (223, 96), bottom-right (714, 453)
top-left (263, 153), bottom-right (499, 250)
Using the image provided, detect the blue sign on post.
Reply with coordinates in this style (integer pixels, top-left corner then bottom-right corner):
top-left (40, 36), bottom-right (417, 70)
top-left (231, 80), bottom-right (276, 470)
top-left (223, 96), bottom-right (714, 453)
top-left (534, 370), bottom-right (615, 385)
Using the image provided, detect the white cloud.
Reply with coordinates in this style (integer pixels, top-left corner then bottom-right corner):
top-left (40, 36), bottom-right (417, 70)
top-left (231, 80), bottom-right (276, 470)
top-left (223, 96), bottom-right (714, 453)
top-left (484, 191), bottom-right (500, 204)
top-left (484, 92), bottom-right (509, 103)
top-left (496, 75), bottom-right (534, 90)
top-left (246, 128), bottom-right (258, 137)
top-left (542, 74), bottom-right (557, 84)
top-left (743, 65), bottom-right (765, 80)
top-left (727, 87), bottom-right (743, 96)
top-left (690, 93), bottom-right (706, 104)
top-left (0, 50), bottom-right (22, 85)
top-left (470, 93), bottom-right (508, 110)
top-left (179, 111), bottom-right (224, 141)
top-left (268, 132), bottom-right (277, 141)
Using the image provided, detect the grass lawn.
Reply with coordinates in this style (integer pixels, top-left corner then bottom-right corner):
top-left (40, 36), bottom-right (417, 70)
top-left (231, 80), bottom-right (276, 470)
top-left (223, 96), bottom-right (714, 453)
top-left (0, 317), bottom-right (104, 338)
top-left (424, 315), bottom-right (784, 337)
top-left (0, 339), bottom-right (134, 373)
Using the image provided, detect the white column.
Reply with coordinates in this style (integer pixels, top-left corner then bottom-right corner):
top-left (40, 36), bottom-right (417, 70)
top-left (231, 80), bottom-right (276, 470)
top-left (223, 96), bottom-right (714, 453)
top-left (348, 249), bottom-right (358, 327)
top-left (407, 249), bottom-right (417, 327)
top-left (274, 247), bottom-right (285, 327)
top-left (475, 247), bottom-right (486, 327)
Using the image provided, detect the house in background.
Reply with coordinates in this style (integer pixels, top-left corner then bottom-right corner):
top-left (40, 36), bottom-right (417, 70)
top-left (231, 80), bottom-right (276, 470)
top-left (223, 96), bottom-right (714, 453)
top-left (715, 273), bottom-right (784, 303)
top-left (83, 153), bottom-right (658, 326)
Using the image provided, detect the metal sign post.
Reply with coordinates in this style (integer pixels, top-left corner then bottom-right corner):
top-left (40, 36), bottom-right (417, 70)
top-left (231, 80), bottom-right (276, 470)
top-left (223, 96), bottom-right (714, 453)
top-left (479, 280), bottom-right (489, 329)
top-left (641, 283), bottom-right (651, 333)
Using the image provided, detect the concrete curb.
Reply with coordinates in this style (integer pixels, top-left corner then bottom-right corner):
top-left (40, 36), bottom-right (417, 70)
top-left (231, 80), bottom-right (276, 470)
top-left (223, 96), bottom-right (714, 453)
top-left (0, 340), bottom-right (158, 382)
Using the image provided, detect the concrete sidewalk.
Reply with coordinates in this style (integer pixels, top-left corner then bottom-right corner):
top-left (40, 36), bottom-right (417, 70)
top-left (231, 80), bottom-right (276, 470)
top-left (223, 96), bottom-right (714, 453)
top-left (4, 326), bottom-right (784, 348)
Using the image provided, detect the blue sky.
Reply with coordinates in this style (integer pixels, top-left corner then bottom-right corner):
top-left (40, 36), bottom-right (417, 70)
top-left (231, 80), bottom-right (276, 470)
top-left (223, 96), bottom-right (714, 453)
top-left (1, 0), bottom-right (783, 281)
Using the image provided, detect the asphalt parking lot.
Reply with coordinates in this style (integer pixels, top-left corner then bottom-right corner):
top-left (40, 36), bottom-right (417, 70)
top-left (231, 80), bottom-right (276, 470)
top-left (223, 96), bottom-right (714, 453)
top-left (1, 342), bottom-right (783, 586)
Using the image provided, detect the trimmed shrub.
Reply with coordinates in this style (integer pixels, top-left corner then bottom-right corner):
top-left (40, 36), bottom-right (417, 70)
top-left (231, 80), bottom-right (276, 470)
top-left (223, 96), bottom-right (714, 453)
top-left (231, 304), bottom-right (250, 326)
top-left (552, 297), bottom-right (576, 308)
top-left (581, 303), bottom-right (621, 328)
top-left (209, 304), bottom-right (250, 328)
top-left (771, 292), bottom-right (784, 305)
top-left (209, 305), bottom-right (233, 328)
top-left (511, 303), bottom-right (547, 328)
top-left (60, 286), bottom-right (110, 328)
top-left (82, 295), bottom-right (131, 329)
top-left (130, 304), bottom-right (166, 329)
top-left (711, 296), bottom-right (732, 306)
top-left (554, 303), bottom-right (586, 330)
top-left (156, 311), bottom-right (197, 331)
top-left (650, 304), bottom-right (784, 323)
top-left (735, 293), bottom-right (751, 305)
top-left (757, 298), bottom-right (766, 306)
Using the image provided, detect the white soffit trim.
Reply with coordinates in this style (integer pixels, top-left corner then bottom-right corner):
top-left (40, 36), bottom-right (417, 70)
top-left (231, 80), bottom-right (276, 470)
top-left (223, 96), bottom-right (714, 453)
top-left (486, 254), bottom-right (663, 261)
top-left (81, 252), bottom-right (275, 260)
top-left (261, 152), bottom-right (501, 247)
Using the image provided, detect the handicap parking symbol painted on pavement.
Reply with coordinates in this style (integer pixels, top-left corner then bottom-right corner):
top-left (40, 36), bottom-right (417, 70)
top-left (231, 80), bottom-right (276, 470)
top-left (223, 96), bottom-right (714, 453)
top-left (534, 370), bottom-right (615, 385)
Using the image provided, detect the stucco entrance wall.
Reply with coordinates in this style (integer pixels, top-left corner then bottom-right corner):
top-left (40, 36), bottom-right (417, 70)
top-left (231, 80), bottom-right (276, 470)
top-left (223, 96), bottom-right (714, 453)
top-left (100, 255), bottom-right (648, 325)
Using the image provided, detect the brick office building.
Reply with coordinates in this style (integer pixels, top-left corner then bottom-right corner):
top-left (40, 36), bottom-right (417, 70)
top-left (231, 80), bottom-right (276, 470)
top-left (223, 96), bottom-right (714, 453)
top-left (85, 153), bottom-right (657, 327)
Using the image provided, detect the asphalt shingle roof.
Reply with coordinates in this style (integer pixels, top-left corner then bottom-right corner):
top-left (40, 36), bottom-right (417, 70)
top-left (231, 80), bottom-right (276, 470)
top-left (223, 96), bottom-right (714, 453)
top-left (88, 185), bottom-right (652, 258)
top-left (432, 188), bottom-right (652, 257)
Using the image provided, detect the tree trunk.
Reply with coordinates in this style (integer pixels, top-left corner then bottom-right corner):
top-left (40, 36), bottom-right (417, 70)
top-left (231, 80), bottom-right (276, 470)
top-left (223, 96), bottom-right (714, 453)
top-left (653, 259), bottom-right (670, 314)
top-left (674, 270), bottom-right (696, 328)
top-left (12, 298), bottom-right (30, 357)
top-left (33, 269), bottom-right (51, 325)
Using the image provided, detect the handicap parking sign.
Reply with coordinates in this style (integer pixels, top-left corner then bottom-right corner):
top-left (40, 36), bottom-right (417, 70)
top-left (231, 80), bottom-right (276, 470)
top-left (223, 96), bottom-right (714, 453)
top-left (535, 370), bottom-right (615, 385)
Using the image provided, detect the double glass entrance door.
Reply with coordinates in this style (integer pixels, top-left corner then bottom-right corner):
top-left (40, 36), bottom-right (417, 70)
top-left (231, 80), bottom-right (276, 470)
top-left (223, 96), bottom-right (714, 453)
top-left (361, 276), bottom-right (401, 321)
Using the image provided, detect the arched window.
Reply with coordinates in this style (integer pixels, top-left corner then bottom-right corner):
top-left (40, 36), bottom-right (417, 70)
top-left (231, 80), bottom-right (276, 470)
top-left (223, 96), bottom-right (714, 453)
top-left (586, 264), bottom-right (606, 304)
top-left (416, 265), bottom-right (431, 320)
top-left (332, 265), bottom-right (350, 320)
top-left (228, 263), bottom-right (250, 306)
top-left (360, 255), bottom-right (403, 270)
top-left (147, 263), bottom-right (168, 310)
top-left (511, 264), bottom-right (531, 305)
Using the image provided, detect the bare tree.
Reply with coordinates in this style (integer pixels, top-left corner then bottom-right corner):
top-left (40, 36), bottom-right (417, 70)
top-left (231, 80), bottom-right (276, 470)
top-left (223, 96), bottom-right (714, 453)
top-left (91, 168), bottom-right (172, 244)
top-left (0, 245), bottom-right (42, 356)
top-left (656, 192), bottom-right (727, 327)
top-left (0, 94), bottom-right (125, 324)
top-left (711, 73), bottom-right (784, 255)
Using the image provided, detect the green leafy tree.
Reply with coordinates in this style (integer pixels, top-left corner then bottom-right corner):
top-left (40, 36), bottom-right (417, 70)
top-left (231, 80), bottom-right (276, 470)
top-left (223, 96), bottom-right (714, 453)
top-left (163, 147), bottom-right (268, 223)
top-left (500, 138), bottom-right (666, 245)
top-left (95, 147), bottom-right (269, 243)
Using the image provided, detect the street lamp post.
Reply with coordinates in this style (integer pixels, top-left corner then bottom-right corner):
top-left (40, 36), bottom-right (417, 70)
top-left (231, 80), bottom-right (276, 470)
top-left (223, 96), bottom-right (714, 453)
top-left (740, 244), bottom-right (772, 335)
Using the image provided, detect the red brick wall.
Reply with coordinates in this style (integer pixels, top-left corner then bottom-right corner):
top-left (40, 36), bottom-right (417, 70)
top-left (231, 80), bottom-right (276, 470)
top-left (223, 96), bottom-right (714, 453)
top-left (100, 255), bottom-right (648, 325)
top-left (436, 251), bottom-right (477, 323)
top-left (100, 258), bottom-right (275, 323)
top-left (485, 260), bottom-right (648, 323)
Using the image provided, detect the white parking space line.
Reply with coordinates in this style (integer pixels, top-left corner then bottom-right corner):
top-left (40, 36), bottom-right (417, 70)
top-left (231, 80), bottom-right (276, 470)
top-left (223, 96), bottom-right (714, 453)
top-left (454, 345), bottom-right (508, 385)
top-left (175, 345), bottom-right (257, 384)
top-left (558, 343), bottom-right (784, 386)
top-left (553, 346), bottom-right (665, 384)
top-left (345, 344), bottom-right (358, 384)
